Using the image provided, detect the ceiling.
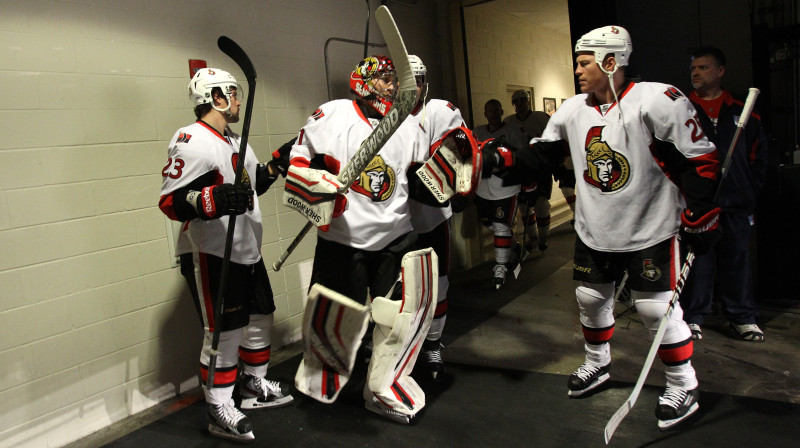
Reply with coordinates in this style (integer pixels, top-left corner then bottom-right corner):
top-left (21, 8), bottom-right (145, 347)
top-left (466, 0), bottom-right (571, 34)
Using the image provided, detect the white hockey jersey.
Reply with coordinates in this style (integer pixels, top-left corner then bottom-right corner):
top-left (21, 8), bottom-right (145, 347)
top-left (534, 81), bottom-right (718, 252)
top-left (159, 121), bottom-right (263, 265)
top-left (473, 122), bottom-right (529, 200)
top-left (290, 99), bottom-right (429, 251)
top-left (408, 99), bottom-right (466, 233)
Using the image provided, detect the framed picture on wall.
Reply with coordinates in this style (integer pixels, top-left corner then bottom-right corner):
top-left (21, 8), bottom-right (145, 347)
top-left (543, 97), bottom-right (556, 116)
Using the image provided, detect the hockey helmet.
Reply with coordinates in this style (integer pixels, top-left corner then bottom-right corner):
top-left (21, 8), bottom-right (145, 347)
top-left (574, 25), bottom-right (632, 75)
top-left (350, 56), bottom-right (397, 117)
top-left (409, 55), bottom-right (427, 82)
top-left (188, 68), bottom-right (243, 114)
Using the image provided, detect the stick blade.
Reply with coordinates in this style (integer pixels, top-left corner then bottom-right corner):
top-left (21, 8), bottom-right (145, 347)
top-left (217, 36), bottom-right (257, 84)
top-left (604, 400), bottom-right (631, 444)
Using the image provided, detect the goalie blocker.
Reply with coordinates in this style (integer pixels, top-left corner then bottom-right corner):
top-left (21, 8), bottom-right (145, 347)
top-left (295, 248), bottom-right (438, 422)
top-left (283, 165), bottom-right (348, 232)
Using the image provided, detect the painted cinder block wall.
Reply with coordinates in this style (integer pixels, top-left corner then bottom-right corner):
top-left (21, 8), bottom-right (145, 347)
top-left (0, 1), bottom-right (574, 446)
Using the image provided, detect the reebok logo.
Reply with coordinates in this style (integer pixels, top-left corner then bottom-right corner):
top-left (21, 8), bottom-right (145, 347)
top-left (203, 188), bottom-right (214, 215)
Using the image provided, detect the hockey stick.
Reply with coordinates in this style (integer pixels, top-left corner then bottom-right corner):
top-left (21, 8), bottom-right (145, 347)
top-left (272, 5), bottom-right (416, 271)
top-left (603, 250), bottom-right (694, 444)
top-left (714, 87), bottom-right (760, 203)
top-left (206, 36), bottom-right (257, 390)
top-left (603, 87), bottom-right (761, 443)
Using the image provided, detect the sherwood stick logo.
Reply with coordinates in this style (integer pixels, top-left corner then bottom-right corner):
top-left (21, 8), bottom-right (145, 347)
top-left (341, 106), bottom-right (401, 184)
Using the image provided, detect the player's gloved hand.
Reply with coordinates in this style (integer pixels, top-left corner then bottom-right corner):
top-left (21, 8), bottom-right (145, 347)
top-left (195, 183), bottom-right (254, 220)
top-left (267, 138), bottom-right (295, 178)
top-left (283, 166), bottom-right (347, 232)
top-left (479, 136), bottom-right (515, 178)
top-left (679, 207), bottom-right (722, 254)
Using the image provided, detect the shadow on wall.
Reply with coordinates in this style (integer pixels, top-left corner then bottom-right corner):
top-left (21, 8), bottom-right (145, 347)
top-left (155, 286), bottom-right (202, 398)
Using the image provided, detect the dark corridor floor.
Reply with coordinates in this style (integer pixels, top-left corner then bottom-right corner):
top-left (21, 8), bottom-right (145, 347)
top-left (70, 223), bottom-right (800, 448)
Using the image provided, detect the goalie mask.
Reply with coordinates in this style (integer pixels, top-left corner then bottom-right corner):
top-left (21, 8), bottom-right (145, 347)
top-left (350, 56), bottom-right (397, 117)
top-left (188, 68), bottom-right (244, 115)
top-left (574, 25), bottom-right (632, 76)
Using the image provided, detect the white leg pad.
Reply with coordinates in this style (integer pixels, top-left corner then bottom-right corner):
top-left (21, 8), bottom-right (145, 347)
top-left (295, 284), bottom-right (370, 403)
top-left (576, 282), bottom-right (615, 328)
top-left (365, 248), bottom-right (438, 416)
top-left (633, 290), bottom-right (691, 343)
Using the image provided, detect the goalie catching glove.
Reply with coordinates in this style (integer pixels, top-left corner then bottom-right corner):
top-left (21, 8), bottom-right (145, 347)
top-left (415, 126), bottom-right (481, 203)
top-left (283, 166), bottom-right (347, 232)
top-left (480, 136), bottom-right (516, 178)
top-left (680, 207), bottom-right (721, 255)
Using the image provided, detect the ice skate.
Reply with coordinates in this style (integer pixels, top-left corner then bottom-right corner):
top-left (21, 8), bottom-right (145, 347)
top-left (493, 264), bottom-right (507, 289)
top-left (656, 386), bottom-right (699, 430)
top-left (239, 375), bottom-right (294, 409)
top-left (421, 339), bottom-right (444, 380)
top-left (364, 395), bottom-right (412, 424)
top-left (207, 400), bottom-right (254, 443)
top-left (567, 361), bottom-right (610, 397)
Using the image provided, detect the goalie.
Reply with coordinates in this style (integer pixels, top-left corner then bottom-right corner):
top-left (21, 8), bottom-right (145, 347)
top-left (283, 55), bottom-right (481, 423)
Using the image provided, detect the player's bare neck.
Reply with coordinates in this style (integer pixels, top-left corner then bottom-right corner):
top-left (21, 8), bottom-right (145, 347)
top-left (201, 110), bottom-right (229, 136)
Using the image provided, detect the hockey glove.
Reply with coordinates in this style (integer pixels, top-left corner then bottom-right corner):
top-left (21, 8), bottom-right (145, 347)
top-left (267, 137), bottom-right (295, 178)
top-left (479, 137), bottom-right (515, 178)
top-left (416, 126), bottom-right (481, 203)
top-left (192, 183), bottom-right (254, 220)
top-left (283, 166), bottom-right (347, 232)
top-left (679, 207), bottom-right (722, 255)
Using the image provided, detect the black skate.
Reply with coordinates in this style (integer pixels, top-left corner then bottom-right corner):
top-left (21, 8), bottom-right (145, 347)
top-left (239, 375), bottom-right (294, 409)
top-left (567, 362), bottom-right (610, 397)
top-left (207, 400), bottom-right (254, 443)
top-left (421, 339), bottom-right (444, 380)
top-left (656, 386), bottom-right (699, 430)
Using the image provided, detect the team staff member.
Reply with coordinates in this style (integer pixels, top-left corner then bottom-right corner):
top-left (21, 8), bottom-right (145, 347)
top-left (680, 47), bottom-right (768, 342)
top-left (484, 26), bottom-right (720, 430)
top-left (159, 68), bottom-right (292, 443)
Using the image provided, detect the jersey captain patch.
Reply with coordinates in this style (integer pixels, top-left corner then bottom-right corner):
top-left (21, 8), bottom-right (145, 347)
top-left (582, 126), bottom-right (630, 192)
top-left (350, 155), bottom-right (396, 202)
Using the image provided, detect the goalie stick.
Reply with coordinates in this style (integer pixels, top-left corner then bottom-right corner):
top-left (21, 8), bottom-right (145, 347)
top-left (206, 35), bottom-right (258, 390)
top-left (603, 87), bottom-right (761, 444)
top-left (272, 5), bottom-right (416, 271)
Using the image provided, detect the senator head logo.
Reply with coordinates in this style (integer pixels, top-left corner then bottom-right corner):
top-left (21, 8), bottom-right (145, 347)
top-left (583, 126), bottom-right (630, 192)
top-left (351, 155), bottom-right (396, 202)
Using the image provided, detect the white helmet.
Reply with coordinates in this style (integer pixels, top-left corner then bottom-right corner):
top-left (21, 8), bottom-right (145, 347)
top-left (575, 25), bottom-right (632, 74)
top-left (188, 68), bottom-right (243, 114)
top-left (409, 55), bottom-right (427, 81)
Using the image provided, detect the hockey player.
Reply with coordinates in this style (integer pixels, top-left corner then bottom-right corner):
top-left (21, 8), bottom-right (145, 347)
top-left (407, 54), bottom-right (476, 379)
top-left (473, 99), bottom-right (529, 289)
top-left (159, 68), bottom-right (293, 443)
top-left (482, 26), bottom-right (721, 430)
top-left (284, 55), bottom-right (475, 423)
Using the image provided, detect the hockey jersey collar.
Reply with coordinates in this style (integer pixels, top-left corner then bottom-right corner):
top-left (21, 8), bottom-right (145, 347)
top-left (591, 80), bottom-right (635, 115)
top-left (196, 120), bottom-right (231, 143)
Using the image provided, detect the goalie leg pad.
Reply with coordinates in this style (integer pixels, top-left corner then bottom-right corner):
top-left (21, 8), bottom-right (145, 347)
top-left (364, 248), bottom-right (438, 416)
top-left (294, 284), bottom-right (370, 403)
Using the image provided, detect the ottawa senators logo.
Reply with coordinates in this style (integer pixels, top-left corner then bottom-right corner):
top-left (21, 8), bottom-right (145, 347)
top-left (351, 155), bottom-right (396, 202)
top-left (583, 126), bottom-right (630, 192)
top-left (231, 153), bottom-right (252, 187)
top-left (640, 259), bottom-right (662, 282)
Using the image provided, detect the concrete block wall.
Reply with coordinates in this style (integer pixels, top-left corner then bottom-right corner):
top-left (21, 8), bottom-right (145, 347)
top-left (0, 1), bottom-right (441, 447)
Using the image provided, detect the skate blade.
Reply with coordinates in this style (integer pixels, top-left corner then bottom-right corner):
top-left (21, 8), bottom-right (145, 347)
top-left (365, 400), bottom-right (412, 424)
top-left (512, 263), bottom-right (521, 278)
top-left (567, 372), bottom-right (610, 398)
top-left (208, 424), bottom-right (255, 443)
top-left (240, 394), bottom-right (294, 409)
top-left (657, 402), bottom-right (699, 430)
